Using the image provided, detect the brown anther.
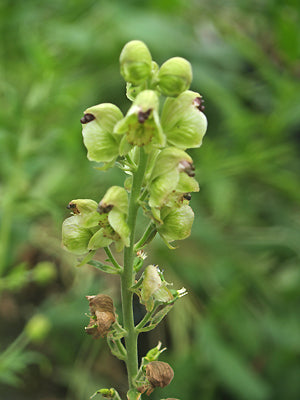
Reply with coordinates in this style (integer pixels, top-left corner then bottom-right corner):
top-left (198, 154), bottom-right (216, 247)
top-left (145, 361), bottom-right (174, 393)
top-left (80, 113), bottom-right (96, 124)
top-left (193, 96), bottom-right (205, 112)
top-left (85, 294), bottom-right (115, 338)
top-left (138, 109), bottom-right (152, 123)
top-left (97, 202), bottom-right (114, 214)
top-left (67, 201), bottom-right (80, 214)
top-left (183, 193), bottom-right (192, 201)
top-left (178, 160), bottom-right (196, 177)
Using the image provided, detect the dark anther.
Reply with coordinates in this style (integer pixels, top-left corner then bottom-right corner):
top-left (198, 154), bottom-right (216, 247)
top-left (183, 193), bottom-right (192, 201)
top-left (138, 109), bottom-right (152, 123)
top-left (193, 97), bottom-right (205, 112)
top-left (80, 113), bottom-right (96, 124)
top-left (67, 202), bottom-right (80, 214)
top-left (97, 202), bottom-right (113, 214)
top-left (178, 160), bottom-right (196, 177)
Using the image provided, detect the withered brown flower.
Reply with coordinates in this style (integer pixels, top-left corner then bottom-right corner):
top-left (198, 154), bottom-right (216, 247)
top-left (138, 361), bottom-right (174, 395)
top-left (85, 294), bottom-right (115, 338)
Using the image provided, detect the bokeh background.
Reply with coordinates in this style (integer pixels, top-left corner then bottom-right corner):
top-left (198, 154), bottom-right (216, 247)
top-left (1, 0), bottom-right (300, 399)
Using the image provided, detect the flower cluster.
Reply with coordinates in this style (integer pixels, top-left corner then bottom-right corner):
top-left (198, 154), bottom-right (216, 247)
top-left (62, 40), bottom-right (207, 255)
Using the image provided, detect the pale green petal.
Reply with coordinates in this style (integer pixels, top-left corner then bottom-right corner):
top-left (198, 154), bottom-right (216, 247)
top-left (177, 172), bottom-right (200, 193)
top-left (100, 186), bottom-right (128, 214)
top-left (158, 205), bottom-right (194, 242)
top-left (149, 169), bottom-right (179, 211)
top-left (62, 216), bottom-right (93, 255)
top-left (150, 147), bottom-right (192, 181)
top-left (88, 228), bottom-right (112, 250)
top-left (108, 208), bottom-right (130, 247)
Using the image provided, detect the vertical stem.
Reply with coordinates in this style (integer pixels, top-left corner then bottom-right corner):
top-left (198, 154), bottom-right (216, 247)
top-left (121, 148), bottom-right (148, 389)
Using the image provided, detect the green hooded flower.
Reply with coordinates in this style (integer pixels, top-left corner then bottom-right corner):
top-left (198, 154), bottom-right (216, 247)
top-left (161, 90), bottom-right (207, 149)
top-left (81, 103), bottom-right (123, 163)
top-left (97, 186), bottom-right (130, 250)
top-left (157, 57), bottom-right (192, 97)
top-left (120, 40), bottom-right (152, 85)
top-left (148, 147), bottom-right (199, 221)
top-left (62, 215), bottom-right (96, 255)
top-left (113, 90), bottom-right (165, 154)
top-left (156, 204), bottom-right (194, 244)
top-left (140, 265), bottom-right (173, 311)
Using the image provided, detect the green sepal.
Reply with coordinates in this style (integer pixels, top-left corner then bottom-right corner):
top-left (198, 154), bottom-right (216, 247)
top-left (161, 90), bottom-right (207, 149)
top-left (157, 204), bottom-right (194, 243)
top-left (176, 172), bottom-right (199, 193)
top-left (150, 147), bottom-right (192, 182)
top-left (76, 250), bottom-right (96, 267)
top-left (88, 228), bottom-right (113, 250)
top-left (149, 169), bottom-right (179, 218)
top-left (100, 186), bottom-right (128, 214)
top-left (90, 387), bottom-right (122, 400)
top-left (108, 208), bottom-right (130, 247)
top-left (62, 216), bottom-right (94, 255)
top-left (81, 103), bottom-right (123, 163)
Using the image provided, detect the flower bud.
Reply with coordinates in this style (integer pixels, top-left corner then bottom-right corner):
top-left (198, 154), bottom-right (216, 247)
top-left (140, 265), bottom-right (173, 311)
top-left (161, 90), bottom-right (207, 149)
top-left (146, 361), bottom-right (174, 391)
top-left (157, 205), bottom-right (194, 243)
top-left (85, 294), bottom-right (116, 338)
top-left (157, 57), bottom-right (192, 97)
top-left (81, 103), bottom-right (123, 163)
top-left (120, 40), bottom-right (152, 84)
top-left (114, 90), bottom-right (165, 152)
top-left (62, 216), bottom-right (94, 255)
top-left (33, 261), bottom-right (56, 285)
top-left (25, 314), bottom-right (51, 343)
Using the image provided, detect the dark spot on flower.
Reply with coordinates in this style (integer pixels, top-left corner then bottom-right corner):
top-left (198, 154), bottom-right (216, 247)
top-left (193, 97), bottom-right (205, 112)
top-left (138, 108), bottom-right (152, 123)
top-left (183, 193), bottom-right (192, 200)
top-left (80, 113), bottom-right (96, 124)
top-left (97, 202), bottom-right (113, 214)
top-left (67, 202), bottom-right (80, 214)
top-left (178, 160), bottom-right (195, 177)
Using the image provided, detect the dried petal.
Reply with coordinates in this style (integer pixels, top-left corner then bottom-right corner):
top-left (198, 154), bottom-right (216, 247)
top-left (85, 294), bottom-right (116, 338)
top-left (146, 361), bottom-right (174, 389)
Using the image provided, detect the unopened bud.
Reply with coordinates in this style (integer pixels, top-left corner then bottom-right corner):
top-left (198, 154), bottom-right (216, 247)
top-left (158, 57), bottom-right (192, 97)
top-left (25, 314), bottom-right (51, 343)
top-left (85, 294), bottom-right (116, 338)
top-left (120, 40), bottom-right (152, 85)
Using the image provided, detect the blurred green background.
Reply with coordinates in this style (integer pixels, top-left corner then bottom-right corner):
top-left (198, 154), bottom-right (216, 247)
top-left (1, 0), bottom-right (300, 399)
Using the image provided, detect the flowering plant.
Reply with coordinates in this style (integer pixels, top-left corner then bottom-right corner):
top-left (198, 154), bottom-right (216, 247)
top-left (62, 40), bottom-right (207, 400)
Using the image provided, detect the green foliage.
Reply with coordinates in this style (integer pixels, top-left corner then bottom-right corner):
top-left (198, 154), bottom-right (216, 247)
top-left (0, 0), bottom-right (300, 399)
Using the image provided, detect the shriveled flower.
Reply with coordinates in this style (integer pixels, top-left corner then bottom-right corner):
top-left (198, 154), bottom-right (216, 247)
top-left (113, 90), bottom-right (165, 154)
top-left (140, 361), bottom-right (174, 395)
top-left (161, 90), bottom-right (207, 149)
top-left (85, 294), bottom-right (116, 338)
top-left (81, 103), bottom-right (123, 163)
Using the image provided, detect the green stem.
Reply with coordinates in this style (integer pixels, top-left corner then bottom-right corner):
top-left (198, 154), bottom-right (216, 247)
top-left (135, 304), bottom-right (159, 332)
top-left (121, 148), bottom-right (148, 389)
top-left (134, 222), bottom-right (157, 252)
top-left (104, 246), bottom-right (122, 270)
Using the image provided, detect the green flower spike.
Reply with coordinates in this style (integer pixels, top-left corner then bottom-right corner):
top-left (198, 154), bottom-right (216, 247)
top-left (140, 265), bottom-right (173, 311)
top-left (97, 186), bottom-right (130, 250)
top-left (161, 90), bottom-right (207, 149)
top-left (156, 204), bottom-right (194, 245)
top-left (81, 103), bottom-right (123, 163)
top-left (157, 57), bottom-right (192, 97)
top-left (114, 90), bottom-right (165, 154)
top-left (120, 40), bottom-right (152, 85)
top-left (148, 147), bottom-right (199, 221)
